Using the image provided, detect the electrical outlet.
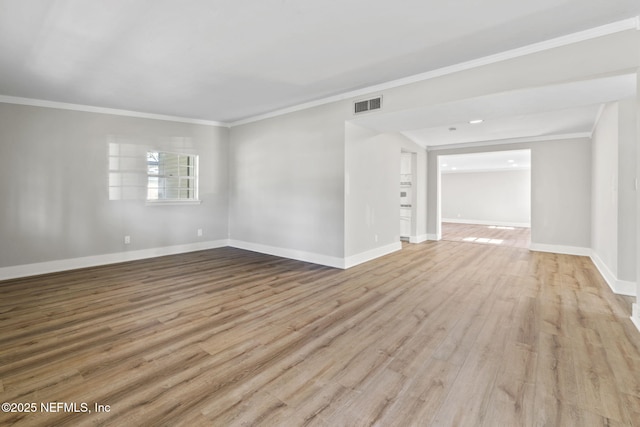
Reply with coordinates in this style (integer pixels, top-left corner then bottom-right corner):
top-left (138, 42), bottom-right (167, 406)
top-left (124, 235), bottom-right (131, 244)
top-left (197, 229), bottom-right (203, 237)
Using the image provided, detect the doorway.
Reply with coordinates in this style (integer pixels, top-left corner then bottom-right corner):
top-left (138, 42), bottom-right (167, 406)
top-left (400, 151), bottom-right (416, 241)
top-left (438, 149), bottom-right (531, 248)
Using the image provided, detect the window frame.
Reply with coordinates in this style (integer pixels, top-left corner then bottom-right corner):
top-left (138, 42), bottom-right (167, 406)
top-left (145, 150), bottom-right (201, 205)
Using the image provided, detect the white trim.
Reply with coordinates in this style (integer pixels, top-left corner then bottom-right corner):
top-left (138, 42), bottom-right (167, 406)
top-left (591, 103), bottom-right (606, 135)
top-left (230, 18), bottom-right (639, 126)
top-left (409, 234), bottom-right (429, 244)
top-left (228, 240), bottom-right (345, 269)
top-left (442, 218), bottom-right (531, 228)
top-left (427, 133), bottom-right (592, 151)
top-left (632, 304), bottom-right (640, 333)
top-left (344, 242), bottom-right (402, 269)
top-left (0, 95), bottom-right (230, 127)
top-left (529, 243), bottom-right (591, 256)
top-left (590, 252), bottom-right (637, 297)
top-left (590, 251), bottom-right (618, 293)
top-left (0, 240), bottom-right (229, 281)
top-left (615, 280), bottom-right (638, 297)
top-left (0, 240), bottom-right (401, 280)
top-left (427, 233), bottom-right (441, 241)
top-left (631, 315), bottom-right (640, 333)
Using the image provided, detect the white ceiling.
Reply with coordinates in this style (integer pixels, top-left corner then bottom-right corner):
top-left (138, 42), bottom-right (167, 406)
top-left (0, 0), bottom-right (639, 124)
top-left (353, 74), bottom-right (637, 147)
top-left (440, 150), bottom-right (531, 173)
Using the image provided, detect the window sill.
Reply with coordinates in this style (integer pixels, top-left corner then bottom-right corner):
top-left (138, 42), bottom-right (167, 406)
top-left (145, 200), bottom-right (202, 206)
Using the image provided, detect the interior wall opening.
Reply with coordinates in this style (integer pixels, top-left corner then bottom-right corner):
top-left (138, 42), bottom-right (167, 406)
top-left (437, 149), bottom-right (531, 249)
top-left (400, 150), bottom-right (417, 242)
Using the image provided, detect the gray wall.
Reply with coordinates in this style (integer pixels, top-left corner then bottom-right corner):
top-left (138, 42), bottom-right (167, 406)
top-left (228, 102), bottom-right (347, 259)
top-left (429, 138), bottom-right (592, 250)
top-left (591, 98), bottom-right (638, 284)
top-left (531, 138), bottom-right (591, 249)
top-left (441, 169), bottom-right (530, 226)
top-left (591, 102), bottom-right (619, 274)
top-left (617, 97), bottom-right (637, 282)
top-left (344, 124), bottom-right (399, 257)
top-left (0, 103), bottom-right (229, 268)
top-left (344, 125), bottom-right (427, 258)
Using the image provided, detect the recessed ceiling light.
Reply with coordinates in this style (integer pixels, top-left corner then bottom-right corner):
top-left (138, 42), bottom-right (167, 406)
top-left (469, 119), bottom-right (483, 124)
top-left (452, 167), bottom-right (457, 170)
top-left (442, 163), bottom-right (448, 167)
top-left (507, 159), bottom-right (514, 163)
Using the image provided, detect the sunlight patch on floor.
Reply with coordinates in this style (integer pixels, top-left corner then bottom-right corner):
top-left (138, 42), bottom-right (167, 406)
top-left (462, 237), bottom-right (504, 245)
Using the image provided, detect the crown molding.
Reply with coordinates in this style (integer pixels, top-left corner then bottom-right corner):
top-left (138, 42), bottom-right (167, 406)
top-left (231, 17), bottom-right (640, 127)
top-left (1, 17), bottom-right (637, 128)
top-left (0, 95), bottom-right (230, 128)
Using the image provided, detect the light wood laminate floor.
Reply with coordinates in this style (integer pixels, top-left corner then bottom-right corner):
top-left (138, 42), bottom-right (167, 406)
top-left (1, 242), bottom-right (639, 426)
top-left (442, 222), bottom-right (531, 249)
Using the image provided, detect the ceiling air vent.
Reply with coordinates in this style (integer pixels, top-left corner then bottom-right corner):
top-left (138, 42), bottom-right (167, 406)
top-left (353, 96), bottom-right (382, 114)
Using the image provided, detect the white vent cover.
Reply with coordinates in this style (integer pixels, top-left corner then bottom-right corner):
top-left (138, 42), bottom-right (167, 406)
top-left (354, 96), bottom-right (382, 114)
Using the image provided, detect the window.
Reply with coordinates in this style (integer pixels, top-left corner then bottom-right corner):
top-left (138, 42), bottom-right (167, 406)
top-left (147, 151), bottom-right (199, 202)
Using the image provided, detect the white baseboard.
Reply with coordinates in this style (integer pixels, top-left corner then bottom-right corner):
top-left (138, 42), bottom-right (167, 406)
top-left (632, 304), bottom-right (640, 333)
top-left (344, 242), bottom-right (403, 269)
top-left (0, 240), bottom-right (230, 281)
top-left (0, 238), bottom-right (405, 280)
top-left (590, 252), bottom-right (637, 297)
top-left (228, 240), bottom-right (401, 270)
top-left (442, 218), bottom-right (531, 228)
top-left (409, 234), bottom-right (428, 244)
top-left (228, 240), bottom-right (345, 269)
top-left (590, 252), bottom-right (618, 294)
top-left (529, 243), bottom-right (591, 257)
top-left (615, 280), bottom-right (638, 297)
top-left (427, 233), bottom-right (441, 241)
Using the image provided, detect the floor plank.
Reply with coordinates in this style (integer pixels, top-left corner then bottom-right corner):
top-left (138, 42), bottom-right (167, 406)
top-left (442, 221), bottom-right (531, 248)
top-left (0, 241), bottom-right (638, 426)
